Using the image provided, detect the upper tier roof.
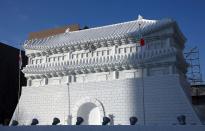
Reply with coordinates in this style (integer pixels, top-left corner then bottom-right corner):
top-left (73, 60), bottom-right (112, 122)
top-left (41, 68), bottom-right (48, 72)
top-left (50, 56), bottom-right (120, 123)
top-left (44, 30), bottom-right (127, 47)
top-left (23, 16), bottom-right (182, 50)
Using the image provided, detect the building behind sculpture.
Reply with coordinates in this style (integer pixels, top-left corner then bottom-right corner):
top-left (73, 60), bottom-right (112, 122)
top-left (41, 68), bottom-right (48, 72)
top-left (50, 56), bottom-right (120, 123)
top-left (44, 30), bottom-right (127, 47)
top-left (28, 24), bottom-right (80, 40)
top-left (0, 42), bottom-right (27, 125)
top-left (191, 84), bottom-right (205, 124)
top-left (11, 16), bottom-right (201, 125)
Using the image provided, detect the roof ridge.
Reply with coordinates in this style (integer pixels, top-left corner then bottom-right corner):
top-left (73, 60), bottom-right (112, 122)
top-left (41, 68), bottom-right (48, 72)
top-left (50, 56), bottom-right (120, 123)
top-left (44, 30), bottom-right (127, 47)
top-left (68, 18), bottom-right (157, 34)
top-left (27, 18), bottom-right (159, 42)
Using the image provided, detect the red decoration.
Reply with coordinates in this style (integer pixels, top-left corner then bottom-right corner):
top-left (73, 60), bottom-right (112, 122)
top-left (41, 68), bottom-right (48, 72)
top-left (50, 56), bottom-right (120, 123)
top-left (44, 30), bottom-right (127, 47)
top-left (140, 38), bottom-right (145, 46)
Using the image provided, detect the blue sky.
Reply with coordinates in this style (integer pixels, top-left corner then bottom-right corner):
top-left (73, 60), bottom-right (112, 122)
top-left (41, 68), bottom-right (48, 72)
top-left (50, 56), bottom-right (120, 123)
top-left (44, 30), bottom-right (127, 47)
top-left (0, 0), bottom-right (205, 79)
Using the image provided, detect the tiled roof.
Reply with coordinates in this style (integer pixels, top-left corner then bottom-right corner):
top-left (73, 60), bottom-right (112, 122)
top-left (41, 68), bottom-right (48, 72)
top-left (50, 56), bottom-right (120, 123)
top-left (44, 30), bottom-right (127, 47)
top-left (24, 16), bottom-right (175, 50)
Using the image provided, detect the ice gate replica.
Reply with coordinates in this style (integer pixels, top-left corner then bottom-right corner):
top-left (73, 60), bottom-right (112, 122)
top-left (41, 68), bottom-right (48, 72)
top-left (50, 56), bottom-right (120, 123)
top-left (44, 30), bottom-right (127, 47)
top-left (11, 16), bottom-right (201, 125)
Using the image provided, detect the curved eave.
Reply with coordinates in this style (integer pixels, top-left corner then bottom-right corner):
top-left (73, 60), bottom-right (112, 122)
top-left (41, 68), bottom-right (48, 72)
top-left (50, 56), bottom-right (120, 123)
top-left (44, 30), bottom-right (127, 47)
top-left (173, 21), bottom-right (187, 44)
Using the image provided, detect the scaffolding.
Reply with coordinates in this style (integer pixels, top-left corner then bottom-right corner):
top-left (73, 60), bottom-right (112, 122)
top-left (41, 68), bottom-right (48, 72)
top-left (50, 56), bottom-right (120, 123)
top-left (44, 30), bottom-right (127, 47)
top-left (184, 47), bottom-right (203, 85)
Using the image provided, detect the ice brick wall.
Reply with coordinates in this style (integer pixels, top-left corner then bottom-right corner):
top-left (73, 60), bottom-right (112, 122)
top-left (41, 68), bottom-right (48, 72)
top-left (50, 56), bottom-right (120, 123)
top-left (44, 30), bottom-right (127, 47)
top-left (12, 86), bottom-right (69, 125)
top-left (12, 74), bottom-right (200, 125)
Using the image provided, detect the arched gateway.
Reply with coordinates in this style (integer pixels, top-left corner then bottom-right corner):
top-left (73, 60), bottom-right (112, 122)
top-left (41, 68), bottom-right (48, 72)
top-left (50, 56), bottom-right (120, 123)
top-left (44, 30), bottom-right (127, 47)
top-left (72, 97), bottom-right (105, 125)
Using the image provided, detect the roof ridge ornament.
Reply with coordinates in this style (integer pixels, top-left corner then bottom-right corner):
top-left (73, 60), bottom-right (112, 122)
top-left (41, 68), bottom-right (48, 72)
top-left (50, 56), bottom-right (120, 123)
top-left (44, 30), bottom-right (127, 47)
top-left (65, 27), bottom-right (70, 33)
top-left (138, 15), bottom-right (143, 20)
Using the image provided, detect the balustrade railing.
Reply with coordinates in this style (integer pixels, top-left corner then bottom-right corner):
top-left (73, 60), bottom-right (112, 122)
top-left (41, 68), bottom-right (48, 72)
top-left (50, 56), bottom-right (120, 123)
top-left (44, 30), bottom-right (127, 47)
top-left (23, 48), bottom-right (176, 74)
